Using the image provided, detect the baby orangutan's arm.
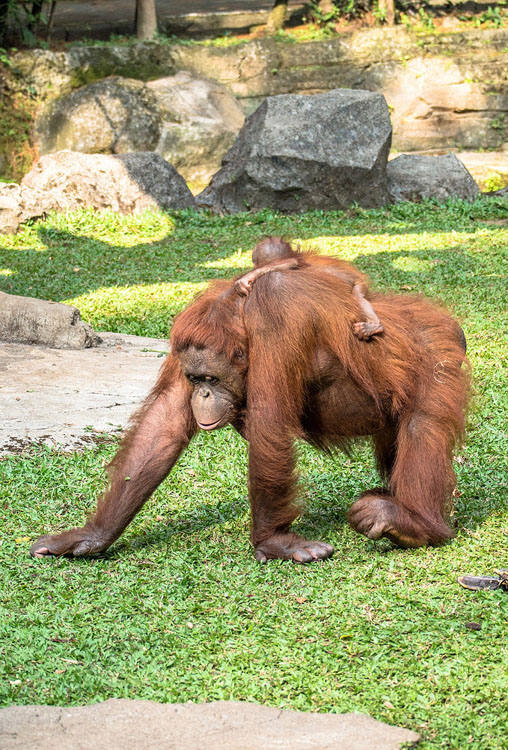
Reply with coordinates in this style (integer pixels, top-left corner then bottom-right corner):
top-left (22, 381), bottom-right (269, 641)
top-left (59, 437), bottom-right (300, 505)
top-left (234, 259), bottom-right (299, 296)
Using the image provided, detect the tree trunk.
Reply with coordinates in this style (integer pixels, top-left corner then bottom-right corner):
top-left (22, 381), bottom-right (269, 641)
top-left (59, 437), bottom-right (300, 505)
top-left (0, 0), bottom-right (9, 45)
top-left (266, 0), bottom-right (288, 32)
top-left (28, 0), bottom-right (45, 32)
top-left (378, 0), bottom-right (395, 25)
top-left (47, 0), bottom-right (57, 39)
top-left (135, 0), bottom-right (157, 40)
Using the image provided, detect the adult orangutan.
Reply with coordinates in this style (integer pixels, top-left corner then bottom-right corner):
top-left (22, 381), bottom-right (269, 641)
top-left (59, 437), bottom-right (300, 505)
top-left (31, 238), bottom-right (469, 563)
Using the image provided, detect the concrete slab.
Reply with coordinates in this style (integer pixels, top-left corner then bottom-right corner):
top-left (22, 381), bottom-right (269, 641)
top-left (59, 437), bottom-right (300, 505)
top-left (0, 332), bottom-right (168, 454)
top-left (0, 699), bottom-right (420, 750)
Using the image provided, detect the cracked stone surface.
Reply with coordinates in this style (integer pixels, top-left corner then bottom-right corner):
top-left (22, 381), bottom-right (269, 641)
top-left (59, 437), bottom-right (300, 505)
top-left (0, 699), bottom-right (420, 750)
top-left (0, 332), bottom-right (168, 454)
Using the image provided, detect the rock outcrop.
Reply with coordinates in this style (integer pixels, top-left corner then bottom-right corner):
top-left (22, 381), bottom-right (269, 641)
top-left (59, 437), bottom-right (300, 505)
top-left (35, 73), bottom-right (245, 183)
top-left (35, 77), bottom-right (161, 156)
top-left (11, 28), bottom-right (507, 153)
top-left (197, 89), bottom-right (393, 214)
top-left (148, 71), bottom-right (245, 182)
top-left (0, 151), bottom-right (195, 233)
top-left (0, 184), bottom-right (26, 234)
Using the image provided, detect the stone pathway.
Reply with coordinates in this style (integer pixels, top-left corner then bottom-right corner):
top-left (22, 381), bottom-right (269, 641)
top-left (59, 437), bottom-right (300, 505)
top-left (0, 699), bottom-right (420, 749)
top-left (0, 332), bottom-right (167, 454)
top-left (49, 0), bottom-right (305, 40)
top-left (47, 0), bottom-right (497, 41)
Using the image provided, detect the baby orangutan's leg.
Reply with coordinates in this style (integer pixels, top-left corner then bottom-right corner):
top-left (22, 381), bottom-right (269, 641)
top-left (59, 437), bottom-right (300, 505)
top-left (351, 283), bottom-right (384, 340)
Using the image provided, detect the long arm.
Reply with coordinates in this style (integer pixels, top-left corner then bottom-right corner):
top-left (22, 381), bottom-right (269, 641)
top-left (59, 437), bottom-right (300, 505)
top-left (245, 332), bottom-right (333, 563)
top-left (247, 398), bottom-right (300, 547)
top-left (31, 355), bottom-right (196, 557)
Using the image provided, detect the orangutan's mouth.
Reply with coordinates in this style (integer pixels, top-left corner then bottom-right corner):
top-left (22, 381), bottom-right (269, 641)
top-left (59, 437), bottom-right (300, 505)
top-left (198, 418), bottom-right (223, 431)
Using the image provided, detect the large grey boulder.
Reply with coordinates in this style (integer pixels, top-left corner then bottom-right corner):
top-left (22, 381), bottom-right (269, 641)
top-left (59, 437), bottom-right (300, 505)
top-left (148, 71), bottom-right (245, 183)
top-left (0, 292), bottom-right (101, 349)
top-left (387, 154), bottom-right (480, 203)
top-left (22, 151), bottom-right (195, 212)
top-left (197, 89), bottom-right (393, 213)
top-left (0, 151), bottom-right (195, 233)
top-left (0, 182), bottom-right (51, 236)
top-left (35, 77), bottom-right (161, 155)
top-left (34, 73), bottom-right (245, 184)
top-left (0, 699), bottom-right (420, 750)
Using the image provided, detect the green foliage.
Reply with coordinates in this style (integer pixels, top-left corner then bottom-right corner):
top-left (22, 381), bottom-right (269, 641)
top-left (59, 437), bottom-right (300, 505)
top-left (309, 1), bottom-right (341, 25)
top-left (474, 5), bottom-right (504, 28)
top-left (1, 0), bottom-right (49, 47)
top-left (198, 32), bottom-right (247, 48)
top-left (458, 5), bottom-right (508, 29)
top-left (0, 47), bottom-right (12, 65)
top-left (307, 0), bottom-right (369, 23)
top-left (0, 199), bottom-right (507, 749)
top-left (417, 7), bottom-right (435, 30)
top-left (483, 172), bottom-right (507, 192)
top-left (490, 114), bottom-right (506, 131)
top-left (373, 2), bottom-right (387, 23)
top-left (275, 24), bottom-right (334, 41)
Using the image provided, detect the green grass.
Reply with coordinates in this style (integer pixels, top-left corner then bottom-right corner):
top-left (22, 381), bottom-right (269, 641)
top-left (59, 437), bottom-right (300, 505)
top-left (0, 199), bottom-right (507, 748)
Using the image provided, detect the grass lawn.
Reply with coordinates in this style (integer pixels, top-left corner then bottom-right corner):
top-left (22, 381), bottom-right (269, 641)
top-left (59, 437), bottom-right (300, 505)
top-left (0, 199), bottom-right (507, 748)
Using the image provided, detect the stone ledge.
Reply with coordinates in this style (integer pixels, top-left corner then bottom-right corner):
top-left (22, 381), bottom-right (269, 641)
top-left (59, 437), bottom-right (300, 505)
top-left (9, 28), bottom-right (507, 152)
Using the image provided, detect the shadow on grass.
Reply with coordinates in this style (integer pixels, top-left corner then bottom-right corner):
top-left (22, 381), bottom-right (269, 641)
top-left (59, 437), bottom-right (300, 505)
top-left (0, 201), bottom-right (505, 313)
top-left (25, 433), bottom-right (504, 561)
top-left (99, 488), bottom-right (502, 560)
top-left (93, 458), bottom-right (503, 560)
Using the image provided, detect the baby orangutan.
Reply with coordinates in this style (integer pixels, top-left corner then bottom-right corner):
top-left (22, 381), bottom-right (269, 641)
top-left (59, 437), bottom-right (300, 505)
top-left (235, 237), bottom-right (384, 341)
